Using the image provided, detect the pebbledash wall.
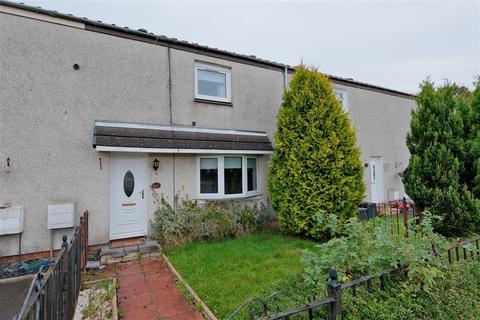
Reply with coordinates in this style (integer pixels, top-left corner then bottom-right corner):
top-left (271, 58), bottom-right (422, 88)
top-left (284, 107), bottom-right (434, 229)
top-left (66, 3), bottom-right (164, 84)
top-left (0, 3), bottom-right (416, 257)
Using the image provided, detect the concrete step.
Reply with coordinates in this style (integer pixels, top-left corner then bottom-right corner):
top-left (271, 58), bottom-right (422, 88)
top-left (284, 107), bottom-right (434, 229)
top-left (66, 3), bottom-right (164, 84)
top-left (100, 240), bottom-right (162, 265)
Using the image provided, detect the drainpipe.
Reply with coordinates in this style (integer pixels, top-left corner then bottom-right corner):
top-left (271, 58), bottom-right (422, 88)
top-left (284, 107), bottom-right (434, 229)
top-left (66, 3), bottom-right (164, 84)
top-left (167, 45), bottom-right (176, 210)
top-left (284, 66), bottom-right (289, 90)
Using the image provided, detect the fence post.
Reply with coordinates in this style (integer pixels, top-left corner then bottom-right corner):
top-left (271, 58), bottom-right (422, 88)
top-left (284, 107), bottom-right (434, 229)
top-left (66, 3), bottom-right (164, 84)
top-left (327, 268), bottom-right (342, 320)
top-left (402, 197), bottom-right (408, 238)
top-left (62, 235), bottom-right (68, 249)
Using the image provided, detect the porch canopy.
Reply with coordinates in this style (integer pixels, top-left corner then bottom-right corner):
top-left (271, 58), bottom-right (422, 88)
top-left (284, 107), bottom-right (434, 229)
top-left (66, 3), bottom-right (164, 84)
top-left (93, 121), bottom-right (274, 154)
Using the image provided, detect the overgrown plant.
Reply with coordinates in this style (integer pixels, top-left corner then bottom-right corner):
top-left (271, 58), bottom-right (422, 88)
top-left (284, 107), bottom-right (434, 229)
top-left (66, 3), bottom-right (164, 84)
top-left (268, 66), bottom-right (364, 240)
top-left (403, 80), bottom-right (480, 236)
top-left (150, 194), bottom-right (271, 247)
top-left (301, 212), bottom-right (447, 290)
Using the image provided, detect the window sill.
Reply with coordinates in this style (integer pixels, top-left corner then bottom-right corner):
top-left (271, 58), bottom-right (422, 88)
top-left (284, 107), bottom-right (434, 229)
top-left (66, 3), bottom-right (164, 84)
top-left (194, 192), bottom-right (261, 201)
top-left (194, 98), bottom-right (233, 107)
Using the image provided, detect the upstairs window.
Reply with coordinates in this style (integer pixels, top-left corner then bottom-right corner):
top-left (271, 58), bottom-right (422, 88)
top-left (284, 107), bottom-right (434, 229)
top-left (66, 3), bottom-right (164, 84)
top-left (195, 62), bottom-right (231, 103)
top-left (333, 88), bottom-right (349, 112)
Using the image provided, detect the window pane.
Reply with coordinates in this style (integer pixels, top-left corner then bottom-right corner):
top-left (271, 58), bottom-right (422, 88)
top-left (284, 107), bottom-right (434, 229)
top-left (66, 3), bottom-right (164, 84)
top-left (200, 158), bottom-right (218, 193)
top-left (123, 170), bottom-right (135, 197)
top-left (198, 68), bottom-right (226, 98)
top-left (247, 158), bottom-right (257, 191)
top-left (224, 157), bottom-right (242, 194)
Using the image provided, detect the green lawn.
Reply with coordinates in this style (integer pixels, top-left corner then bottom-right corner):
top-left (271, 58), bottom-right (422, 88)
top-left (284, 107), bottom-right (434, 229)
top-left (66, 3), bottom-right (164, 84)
top-left (165, 233), bottom-right (317, 319)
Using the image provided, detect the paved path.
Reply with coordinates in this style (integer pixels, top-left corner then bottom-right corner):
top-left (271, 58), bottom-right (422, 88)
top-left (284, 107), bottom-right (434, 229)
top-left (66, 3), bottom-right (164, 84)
top-left (115, 258), bottom-right (203, 320)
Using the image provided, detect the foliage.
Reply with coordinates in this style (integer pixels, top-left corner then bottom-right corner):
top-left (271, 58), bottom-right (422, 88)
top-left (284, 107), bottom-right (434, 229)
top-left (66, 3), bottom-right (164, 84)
top-left (80, 278), bottom-right (116, 320)
top-left (463, 83), bottom-right (480, 198)
top-left (404, 80), bottom-right (480, 236)
top-left (341, 260), bottom-right (480, 319)
top-left (301, 212), bottom-right (446, 290)
top-left (150, 194), bottom-right (271, 247)
top-left (251, 260), bottom-right (480, 320)
top-left (165, 234), bottom-right (317, 319)
top-left (268, 66), bottom-right (364, 240)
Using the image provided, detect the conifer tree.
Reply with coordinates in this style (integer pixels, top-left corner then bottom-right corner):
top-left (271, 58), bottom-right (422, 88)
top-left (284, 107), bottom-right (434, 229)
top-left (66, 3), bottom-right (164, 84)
top-left (404, 81), bottom-right (480, 236)
top-left (268, 66), bottom-right (364, 240)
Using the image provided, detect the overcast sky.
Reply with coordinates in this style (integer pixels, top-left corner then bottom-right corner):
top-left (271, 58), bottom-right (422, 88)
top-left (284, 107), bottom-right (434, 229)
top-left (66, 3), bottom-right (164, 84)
top-left (24, 0), bottom-right (479, 94)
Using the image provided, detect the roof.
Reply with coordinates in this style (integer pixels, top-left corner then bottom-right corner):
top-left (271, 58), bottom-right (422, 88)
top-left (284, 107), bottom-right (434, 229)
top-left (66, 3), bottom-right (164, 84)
top-left (0, 1), bottom-right (416, 99)
top-left (93, 121), bottom-right (274, 154)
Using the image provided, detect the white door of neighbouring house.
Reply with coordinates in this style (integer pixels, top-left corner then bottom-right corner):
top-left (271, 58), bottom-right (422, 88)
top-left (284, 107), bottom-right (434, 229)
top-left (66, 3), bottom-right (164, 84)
top-left (110, 153), bottom-right (148, 240)
top-left (370, 156), bottom-right (384, 203)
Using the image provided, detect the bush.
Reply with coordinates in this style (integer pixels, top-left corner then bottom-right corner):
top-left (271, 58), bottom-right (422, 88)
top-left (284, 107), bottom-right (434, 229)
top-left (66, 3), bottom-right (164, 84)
top-left (404, 81), bottom-right (480, 236)
top-left (301, 212), bottom-right (446, 289)
top-left (268, 66), bottom-right (364, 240)
top-left (150, 195), bottom-right (271, 247)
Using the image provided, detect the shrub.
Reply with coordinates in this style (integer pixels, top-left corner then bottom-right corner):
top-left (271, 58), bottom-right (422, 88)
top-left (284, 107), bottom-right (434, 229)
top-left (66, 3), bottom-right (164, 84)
top-left (268, 66), bottom-right (364, 240)
top-left (404, 80), bottom-right (480, 236)
top-left (150, 195), bottom-right (271, 247)
top-left (301, 212), bottom-right (446, 289)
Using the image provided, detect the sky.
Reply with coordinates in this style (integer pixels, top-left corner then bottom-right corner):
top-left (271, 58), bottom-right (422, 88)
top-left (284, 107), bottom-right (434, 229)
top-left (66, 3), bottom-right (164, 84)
top-left (22, 0), bottom-right (480, 94)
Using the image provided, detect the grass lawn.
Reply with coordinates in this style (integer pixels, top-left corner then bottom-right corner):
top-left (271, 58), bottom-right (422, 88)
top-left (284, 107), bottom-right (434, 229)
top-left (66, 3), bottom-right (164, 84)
top-left (165, 233), bottom-right (317, 319)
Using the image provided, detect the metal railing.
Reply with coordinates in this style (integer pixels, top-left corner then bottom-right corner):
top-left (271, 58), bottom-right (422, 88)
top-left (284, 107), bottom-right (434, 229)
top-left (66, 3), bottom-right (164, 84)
top-left (359, 198), bottom-right (419, 238)
top-left (16, 210), bottom-right (89, 320)
top-left (229, 234), bottom-right (480, 320)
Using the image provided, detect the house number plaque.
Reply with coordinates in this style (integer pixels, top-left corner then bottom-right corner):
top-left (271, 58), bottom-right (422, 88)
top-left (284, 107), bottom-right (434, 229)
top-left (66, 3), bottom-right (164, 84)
top-left (151, 182), bottom-right (161, 189)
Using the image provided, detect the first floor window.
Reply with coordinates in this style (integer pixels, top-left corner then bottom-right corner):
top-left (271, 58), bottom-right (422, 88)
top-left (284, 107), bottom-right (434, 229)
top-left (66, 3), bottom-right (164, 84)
top-left (198, 155), bottom-right (258, 198)
top-left (200, 158), bottom-right (218, 193)
top-left (333, 88), bottom-right (348, 112)
top-left (195, 62), bottom-right (232, 103)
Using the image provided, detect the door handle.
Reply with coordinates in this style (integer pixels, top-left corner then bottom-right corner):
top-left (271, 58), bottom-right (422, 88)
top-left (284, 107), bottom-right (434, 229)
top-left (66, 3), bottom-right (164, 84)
top-left (139, 190), bottom-right (144, 199)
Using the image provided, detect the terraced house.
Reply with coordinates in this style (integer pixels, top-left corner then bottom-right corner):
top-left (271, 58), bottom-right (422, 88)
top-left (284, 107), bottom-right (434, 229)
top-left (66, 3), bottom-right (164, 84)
top-left (0, 1), bottom-right (416, 257)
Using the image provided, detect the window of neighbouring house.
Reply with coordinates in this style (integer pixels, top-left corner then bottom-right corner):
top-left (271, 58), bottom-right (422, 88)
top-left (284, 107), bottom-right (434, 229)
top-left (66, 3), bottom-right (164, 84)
top-left (195, 62), bottom-right (231, 103)
top-left (198, 156), bottom-right (258, 198)
top-left (333, 88), bottom-right (348, 112)
top-left (247, 158), bottom-right (257, 192)
top-left (200, 158), bottom-right (218, 194)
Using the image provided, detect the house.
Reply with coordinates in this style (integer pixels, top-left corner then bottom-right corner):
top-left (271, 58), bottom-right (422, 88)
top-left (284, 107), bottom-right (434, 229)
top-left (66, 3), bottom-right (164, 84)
top-left (0, 1), bottom-right (416, 257)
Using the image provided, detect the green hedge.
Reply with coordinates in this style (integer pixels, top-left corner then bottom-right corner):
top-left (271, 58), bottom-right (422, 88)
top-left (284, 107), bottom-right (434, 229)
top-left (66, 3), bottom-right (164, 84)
top-left (250, 261), bottom-right (480, 320)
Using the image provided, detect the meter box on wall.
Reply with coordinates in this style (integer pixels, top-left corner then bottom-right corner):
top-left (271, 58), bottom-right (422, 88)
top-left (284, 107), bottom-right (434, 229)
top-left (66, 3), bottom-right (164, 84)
top-left (0, 206), bottom-right (24, 235)
top-left (48, 203), bottom-right (75, 229)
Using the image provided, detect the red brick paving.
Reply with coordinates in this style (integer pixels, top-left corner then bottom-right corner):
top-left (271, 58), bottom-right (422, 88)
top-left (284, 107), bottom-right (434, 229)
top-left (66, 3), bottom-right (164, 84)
top-left (114, 258), bottom-right (203, 320)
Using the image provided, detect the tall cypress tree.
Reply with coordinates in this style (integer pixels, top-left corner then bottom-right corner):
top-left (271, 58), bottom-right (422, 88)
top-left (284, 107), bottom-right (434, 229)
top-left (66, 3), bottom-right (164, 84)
top-left (463, 83), bottom-right (480, 198)
top-left (268, 66), bottom-right (364, 240)
top-left (404, 81), bottom-right (480, 236)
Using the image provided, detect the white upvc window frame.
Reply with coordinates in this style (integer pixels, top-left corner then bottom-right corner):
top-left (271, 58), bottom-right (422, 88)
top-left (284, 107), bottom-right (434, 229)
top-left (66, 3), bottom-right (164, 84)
top-left (194, 62), bottom-right (232, 103)
top-left (196, 155), bottom-right (259, 200)
top-left (333, 88), bottom-right (349, 112)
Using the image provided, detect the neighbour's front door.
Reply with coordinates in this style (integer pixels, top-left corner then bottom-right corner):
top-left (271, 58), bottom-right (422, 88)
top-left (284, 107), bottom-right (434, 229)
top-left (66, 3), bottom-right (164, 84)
top-left (110, 154), bottom-right (147, 240)
top-left (370, 156), bottom-right (384, 203)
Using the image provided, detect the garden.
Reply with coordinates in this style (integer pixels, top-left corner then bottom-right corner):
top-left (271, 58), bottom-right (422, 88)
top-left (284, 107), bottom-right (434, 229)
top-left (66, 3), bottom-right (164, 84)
top-left (154, 68), bottom-right (480, 319)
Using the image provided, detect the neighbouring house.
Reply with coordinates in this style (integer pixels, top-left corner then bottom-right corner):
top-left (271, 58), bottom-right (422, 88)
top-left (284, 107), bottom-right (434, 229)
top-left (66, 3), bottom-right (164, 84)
top-left (0, 1), bottom-right (416, 257)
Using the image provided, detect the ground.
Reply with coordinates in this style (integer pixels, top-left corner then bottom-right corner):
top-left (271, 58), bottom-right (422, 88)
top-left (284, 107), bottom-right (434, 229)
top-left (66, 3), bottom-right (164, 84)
top-left (0, 276), bottom-right (33, 320)
top-left (165, 233), bottom-right (317, 319)
top-left (114, 258), bottom-right (203, 320)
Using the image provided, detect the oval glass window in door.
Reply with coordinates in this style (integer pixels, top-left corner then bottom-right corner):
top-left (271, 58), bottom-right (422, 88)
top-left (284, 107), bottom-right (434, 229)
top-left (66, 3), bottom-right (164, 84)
top-left (123, 170), bottom-right (135, 197)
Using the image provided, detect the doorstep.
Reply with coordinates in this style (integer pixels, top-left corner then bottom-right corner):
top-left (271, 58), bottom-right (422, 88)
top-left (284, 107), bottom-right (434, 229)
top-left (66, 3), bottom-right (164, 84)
top-left (100, 240), bottom-right (162, 265)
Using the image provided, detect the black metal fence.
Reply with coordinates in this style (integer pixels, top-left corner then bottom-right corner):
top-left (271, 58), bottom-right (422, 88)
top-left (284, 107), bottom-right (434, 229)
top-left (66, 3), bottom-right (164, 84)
top-left (16, 210), bottom-right (89, 320)
top-left (229, 234), bottom-right (480, 320)
top-left (359, 198), bottom-right (420, 238)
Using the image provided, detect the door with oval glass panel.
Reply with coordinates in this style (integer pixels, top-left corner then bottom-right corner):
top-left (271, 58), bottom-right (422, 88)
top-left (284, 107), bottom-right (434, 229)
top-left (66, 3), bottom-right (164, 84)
top-left (109, 154), bottom-right (148, 240)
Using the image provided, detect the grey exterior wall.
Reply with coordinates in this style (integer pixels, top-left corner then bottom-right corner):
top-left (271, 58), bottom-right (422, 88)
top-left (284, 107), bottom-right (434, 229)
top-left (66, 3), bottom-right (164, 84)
top-left (332, 83), bottom-right (416, 202)
top-left (0, 8), bottom-right (415, 257)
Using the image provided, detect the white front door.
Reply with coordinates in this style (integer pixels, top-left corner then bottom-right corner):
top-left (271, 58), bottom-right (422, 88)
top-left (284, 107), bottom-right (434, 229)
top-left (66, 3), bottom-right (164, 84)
top-left (110, 154), bottom-right (148, 240)
top-left (370, 156), bottom-right (384, 203)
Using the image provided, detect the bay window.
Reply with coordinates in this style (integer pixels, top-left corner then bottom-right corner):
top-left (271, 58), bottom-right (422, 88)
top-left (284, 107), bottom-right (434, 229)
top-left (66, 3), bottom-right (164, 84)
top-left (198, 156), bottom-right (258, 198)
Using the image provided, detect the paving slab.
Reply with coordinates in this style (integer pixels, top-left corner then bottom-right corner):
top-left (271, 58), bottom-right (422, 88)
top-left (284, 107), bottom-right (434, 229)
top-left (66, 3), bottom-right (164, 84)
top-left (0, 276), bottom-right (34, 320)
top-left (114, 258), bottom-right (203, 320)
